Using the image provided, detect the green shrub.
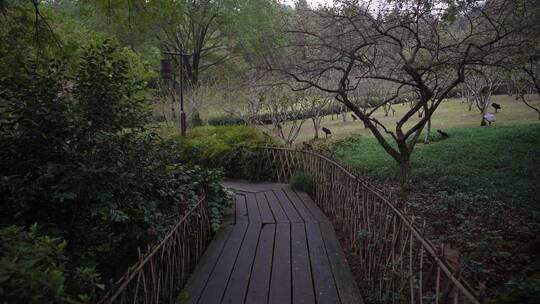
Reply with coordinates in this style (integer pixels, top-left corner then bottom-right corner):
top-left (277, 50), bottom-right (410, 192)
top-left (289, 170), bottom-right (313, 195)
top-left (174, 125), bottom-right (276, 179)
top-left (0, 225), bottom-right (68, 303)
top-left (0, 224), bottom-right (103, 303)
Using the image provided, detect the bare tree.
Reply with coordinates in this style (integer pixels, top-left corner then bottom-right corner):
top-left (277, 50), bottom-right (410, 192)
top-left (185, 83), bottom-right (219, 124)
top-left (304, 89), bottom-right (332, 139)
top-left (463, 68), bottom-right (501, 125)
top-left (511, 72), bottom-right (540, 119)
top-left (269, 0), bottom-right (522, 188)
top-left (457, 83), bottom-right (476, 111)
top-left (261, 84), bottom-right (307, 146)
top-left (219, 78), bottom-right (264, 124)
top-left (497, 0), bottom-right (540, 117)
top-left (510, 32), bottom-right (540, 118)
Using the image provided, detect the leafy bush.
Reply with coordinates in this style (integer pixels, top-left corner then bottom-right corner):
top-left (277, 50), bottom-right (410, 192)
top-left (0, 225), bottom-right (68, 303)
top-left (0, 41), bottom-right (229, 301)
top-left (174, 125), bottom-right (276, 179)
top-left (289, 170), bottom-right (313, 195)
top-left (0, 225), bottom-right (101, 303)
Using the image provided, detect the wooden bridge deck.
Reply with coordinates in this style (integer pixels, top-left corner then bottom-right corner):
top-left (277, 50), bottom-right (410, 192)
top-left (183, 181), bottom-right (362, 304)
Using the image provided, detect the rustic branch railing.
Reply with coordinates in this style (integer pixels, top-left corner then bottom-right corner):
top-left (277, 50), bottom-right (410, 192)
top-left (257, 146), bottom-right (481, 304)
top-left (97, 196), bottom-right (211, 304)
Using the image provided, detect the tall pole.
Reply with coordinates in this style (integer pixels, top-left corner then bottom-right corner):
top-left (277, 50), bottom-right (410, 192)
top-left (179, 54), bottom-right (186, 137)
top-left (163, 51), bottom-right (188, 137)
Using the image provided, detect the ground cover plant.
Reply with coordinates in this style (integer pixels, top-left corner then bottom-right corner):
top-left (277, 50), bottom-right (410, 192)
top-left (332, 124), bottom-right (540, 301)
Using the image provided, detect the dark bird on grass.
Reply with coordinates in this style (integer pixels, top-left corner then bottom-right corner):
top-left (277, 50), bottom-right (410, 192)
top-left (322, 127), bottom-right (332, 138)
top-left (491, 102), bottom-right (501, 112)
top-left (351, 114), bottom-right (358, 121)
top-left (437, 129), bottom-right (449, 139)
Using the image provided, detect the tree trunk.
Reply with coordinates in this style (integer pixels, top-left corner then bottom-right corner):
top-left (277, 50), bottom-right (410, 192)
top-left (399, 159), bottom-right (412, 193)
top-left (424, 118), bottom-right (431, 144)
top-left (312, 118), bottom-right (319, 139)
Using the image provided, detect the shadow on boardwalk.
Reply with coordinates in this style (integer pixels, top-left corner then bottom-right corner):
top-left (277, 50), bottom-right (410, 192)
top-left (183, 181), bottom-right (363, 304)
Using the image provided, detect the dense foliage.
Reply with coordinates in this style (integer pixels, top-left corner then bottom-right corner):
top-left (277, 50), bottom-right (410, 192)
top-left (0, 41), bottom-right (229, 302)
top-left (0, 225), bottom-right (72, 303)
top-left (170, 125), bottom-right (276, 179)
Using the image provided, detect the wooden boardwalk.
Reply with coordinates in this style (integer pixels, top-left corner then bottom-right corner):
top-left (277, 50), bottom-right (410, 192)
top-left (183, 181), bottom-right (362, 304)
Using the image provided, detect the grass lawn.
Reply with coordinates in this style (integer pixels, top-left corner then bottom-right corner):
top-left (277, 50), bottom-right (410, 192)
top-left (333, 124), bottom-right (540, 300)
top-left (284, 94), bottom-right (540, 144)
top-left (335, 124), bottom-right (540, 209)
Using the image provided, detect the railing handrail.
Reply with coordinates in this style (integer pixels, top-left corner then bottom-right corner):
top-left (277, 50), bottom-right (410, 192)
top-left (97, 195), bottom-right (207, 304)
top-left (256, 146), bottom-right (480, 303)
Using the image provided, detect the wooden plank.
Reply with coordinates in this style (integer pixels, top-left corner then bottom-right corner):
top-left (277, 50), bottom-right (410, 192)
top-left (269, 223), bottom-right (291, 304)
top-left (273, 188), bottom-right (302, 223)
top-left (291, 223), bottom-right (316, 304)
top-left (245, 193), bottom-right (262, 224)
top-left (184, 225), bottom-right (234, 304)
top-left (221, 224), bottom-right (262, 304)
top-left (282, 187), bottom-right (317, 223)
top-left (256, 192), bottom-right (275, 224)
top-left (222, 205), bottom-right (235, 227)
top-left (263, 190), bottom-right (289, 223)
top-left (295, 190), bottom-right (329, 223)
top-left (196, 223), bottom-right (248, 304)
top-left (320, 222), bottom-right (364, 304)
top-left (305, 222), bottom-right (341, 304)
top-left (245, 224), bottom-right (276, 304)
top-left (235, 194), bottom-right (248, 224)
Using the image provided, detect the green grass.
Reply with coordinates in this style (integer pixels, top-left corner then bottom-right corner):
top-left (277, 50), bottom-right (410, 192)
top-left (335, 124), bottom-right (540, 209)
top-left (279, 95), bottom-right (540, 144)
